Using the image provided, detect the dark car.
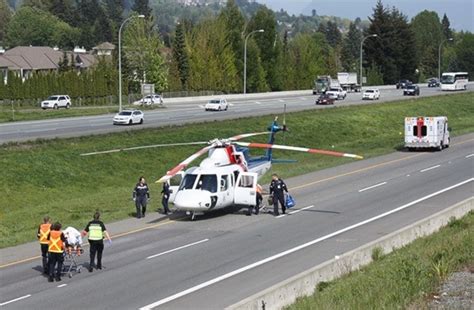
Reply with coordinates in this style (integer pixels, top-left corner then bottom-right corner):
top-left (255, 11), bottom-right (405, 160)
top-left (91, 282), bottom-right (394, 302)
top-left (403, 84), bottom-right (420, 96)
top-left (427, 78), bottom-right (440, 87)
top-left (396, 79), bottom-right (412, 89)
top-left (315, 94), bottom-right (335, 105)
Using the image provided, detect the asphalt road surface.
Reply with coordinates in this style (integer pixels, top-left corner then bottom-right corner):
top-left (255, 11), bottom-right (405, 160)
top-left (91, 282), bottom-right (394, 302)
top-left (1, 133), bottom-right (472, 309)
top-left (1, 86), bottom-right (471, 144)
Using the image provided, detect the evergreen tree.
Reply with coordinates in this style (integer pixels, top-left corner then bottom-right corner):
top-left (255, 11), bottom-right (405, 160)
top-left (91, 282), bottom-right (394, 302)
top-left (325, 21), bottom-right (342, 47)
top-left (94, 6), bottom-right (113, 43)
top-left (58, 51), bottom-right (70, 73)
top-left (0, 0), bottom-right (12, 44)
top-left (441, 13), bottom-right (453, 39)
top-left (105, 0), bottom-right (124, 40)
top-left (340, 22), bottom-right (362, 71)
top-left (132, 0), bottom-right (151, 18)
top-left (48, 0), bottom-right (74, 24)
top-left (172, 22), bottom-right (189, 90)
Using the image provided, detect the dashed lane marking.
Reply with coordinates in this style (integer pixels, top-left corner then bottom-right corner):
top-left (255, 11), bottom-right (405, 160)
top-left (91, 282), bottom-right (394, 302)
top-left (420, 165), bottom-right (441, 173)
top-left (57, 284), bottom-right (67, 288)
top-left (358, 182), bottom-right (387, 193)
top-left (466, 154), bottom-right (474, 158)
top-left (288, 205), bottom-right (315, 214)
top-left (146, 239), bottom-right (209, 260)
top-left (0, 294), bottom-right (32, 306)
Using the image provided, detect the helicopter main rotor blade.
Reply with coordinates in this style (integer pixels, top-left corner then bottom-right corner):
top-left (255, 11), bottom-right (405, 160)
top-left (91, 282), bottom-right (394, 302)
top-left (234, 142), bottom-right (363, 159)
top-left (80, 141), bottom-right (208, 156)
top-left (228, 131), bottom-right (269, 141)
top-left (157, 144), bottom-right (216, 183)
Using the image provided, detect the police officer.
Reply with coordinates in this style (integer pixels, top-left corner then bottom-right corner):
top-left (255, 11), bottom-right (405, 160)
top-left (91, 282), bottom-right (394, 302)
top-left (47, 222), bottom-right (66, 282)
top-left (37, 216), bottom-right (51, 274)
top-left (133, 176), bottom-right (150, 218)
top-left (82, 211), bottom-right (111, 272)
top-left (269, 174), bottom-right (288, 216)
top-left (161, 180), bottom-right (171, 214)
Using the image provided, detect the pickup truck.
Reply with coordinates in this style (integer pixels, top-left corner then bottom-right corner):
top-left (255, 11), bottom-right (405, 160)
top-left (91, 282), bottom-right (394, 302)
top-left (325, 87), bottom-right (347, 100)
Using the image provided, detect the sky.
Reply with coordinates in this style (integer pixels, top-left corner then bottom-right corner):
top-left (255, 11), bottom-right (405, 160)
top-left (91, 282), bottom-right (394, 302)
top-left (257, 0), bottom-right (473, 32)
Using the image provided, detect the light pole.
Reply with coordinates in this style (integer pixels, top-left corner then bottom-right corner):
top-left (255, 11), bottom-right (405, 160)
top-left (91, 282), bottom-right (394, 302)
top-left (118, 14), bottom-right (145, 112)
top-left (438, 37), bottom-right (453, 81)
top-left (244, 29), bottom-right (264, 94)
top-left (360, 34), bottom-right (377, 86)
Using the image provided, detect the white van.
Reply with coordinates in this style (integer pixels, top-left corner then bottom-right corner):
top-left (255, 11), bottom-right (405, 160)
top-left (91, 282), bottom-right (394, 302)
top-left (404, 116), bottom-right (450, 151)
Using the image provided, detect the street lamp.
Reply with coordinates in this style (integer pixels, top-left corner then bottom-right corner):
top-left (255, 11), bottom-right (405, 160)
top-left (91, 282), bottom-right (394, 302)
top-left (118, 14), bottom-right (145, 112)
top-left (359, 34), bottom-right (377, 86)
top-left (243, 29), bottom-right (264, 94)
top-left (438, 37), bottom-right (453, 82)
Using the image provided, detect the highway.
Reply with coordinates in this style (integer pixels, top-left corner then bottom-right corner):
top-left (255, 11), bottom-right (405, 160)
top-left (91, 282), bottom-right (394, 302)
top-left (1, 85), bottom-right (471, 144)
top-left (1, 133), bottom-right (472, 309)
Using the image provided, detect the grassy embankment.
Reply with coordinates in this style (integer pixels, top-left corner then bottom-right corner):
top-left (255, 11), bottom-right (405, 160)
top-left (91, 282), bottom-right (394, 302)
top-left (0, 104), bottom-right (163, 123)
top-left (286, 211), bottom-right (473, 309)
top-left (0, 92), bottom-right (473, 248)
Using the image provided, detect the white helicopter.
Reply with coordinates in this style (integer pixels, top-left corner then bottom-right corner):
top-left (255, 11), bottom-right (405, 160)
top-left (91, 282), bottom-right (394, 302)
top-left (81, 116), bottom-right (363, 220)
top-left (154, 117), bottom-right (363, 219)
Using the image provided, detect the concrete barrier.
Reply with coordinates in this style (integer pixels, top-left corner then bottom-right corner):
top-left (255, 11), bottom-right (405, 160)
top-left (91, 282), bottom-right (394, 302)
top-left (227, 197), bottom-right (473, 310)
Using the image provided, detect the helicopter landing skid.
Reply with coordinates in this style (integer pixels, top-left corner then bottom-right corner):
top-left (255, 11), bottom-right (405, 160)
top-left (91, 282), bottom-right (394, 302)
top-left (186, 211), bottom-right (204, 221)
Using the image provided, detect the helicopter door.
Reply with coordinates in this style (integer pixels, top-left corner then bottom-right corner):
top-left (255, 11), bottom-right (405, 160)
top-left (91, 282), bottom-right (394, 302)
top-left (234, 172), bottom-right (257, 206)
top-left (168, 172), bottom-right (184, 202)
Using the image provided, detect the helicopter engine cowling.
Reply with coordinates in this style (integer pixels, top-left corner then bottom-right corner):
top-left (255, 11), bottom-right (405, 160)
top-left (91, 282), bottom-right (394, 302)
top-left (199, 148), bottom-right (232, 168)
top-left (173, 189), bottom-right (214, 212)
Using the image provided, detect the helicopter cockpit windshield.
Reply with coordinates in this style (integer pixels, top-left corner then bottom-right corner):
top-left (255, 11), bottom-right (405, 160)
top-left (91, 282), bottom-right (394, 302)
top-left (196, 174), bottom-right (218, 193)
top-left (180, 174), bottom-right (197, 190)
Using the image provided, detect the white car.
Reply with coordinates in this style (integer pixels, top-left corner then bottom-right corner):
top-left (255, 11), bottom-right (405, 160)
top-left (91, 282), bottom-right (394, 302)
top-left (362, 88), bottom-right (380, 100)
top-left (205, 98), bottom-right (228, 111)
top-left (41, 95), bottom-right (71, 109)
top-left (133, 94), bottom-right (163, 106)
top-left (113, 109), bottom-right (144, 125)
top-left (325, 87), bottom-right (347, 100)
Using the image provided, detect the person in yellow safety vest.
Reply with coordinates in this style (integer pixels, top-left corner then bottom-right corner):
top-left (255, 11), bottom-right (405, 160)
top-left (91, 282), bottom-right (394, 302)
top-left (82, 211), bottom-right (111, 272)
top-left (47, 222), bottom-right (66, 282)
top-left (37, 216), bottom-right (51, 275)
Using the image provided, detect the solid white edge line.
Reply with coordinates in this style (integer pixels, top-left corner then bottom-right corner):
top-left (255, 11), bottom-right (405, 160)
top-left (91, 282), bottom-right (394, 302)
top-left (289, 205), bottom-right (315, 214)
top-left (138, 178), bottom-right (473, 310)
top-left (420, 165), bottom-right (441, 173)
top-left (57, 284), bottom-right (67, 288)
top-left (146, 239), bottom-right (209, 260)
top-left (358, 182), bottom-right (388, 193)
top-left (275, 214), bottom-right (286, 218)
top-left (0, 294), bottom-right (32, 306)
top-left (466, 154), bottom-right (474, 158)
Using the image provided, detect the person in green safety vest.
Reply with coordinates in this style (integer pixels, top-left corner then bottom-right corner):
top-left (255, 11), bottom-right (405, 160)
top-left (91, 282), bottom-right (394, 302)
top-left (82, 211), bottom-right (111, 272)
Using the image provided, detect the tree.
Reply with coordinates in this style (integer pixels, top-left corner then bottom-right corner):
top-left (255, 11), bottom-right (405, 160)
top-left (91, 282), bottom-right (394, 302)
top-left (0, 0), bottom-right (12, 44)
top-left (325, 20), bottom-right (342, 48)
top-left (5, 6), bottom-right (79, 48)
top-left (94, 6), bottom-right (113, 43)
top-left (48, 0), bottom-right (75, 24)
top-left (454, 32), bottom-right (474, 77)
top-left (105, 0), bottom-right (124, 40)
top-left (364, 1), bottom-right (417, 83)
top-left (21, 0), bottom-right (49, 10)
top-left (219, 0), bottom-right (245, 88)
top-left (441, 13), bottom-right (453, 40)
top-left (248, 7), bottom-right (280, 90)
top-left (172, 22), bottom-right (189, 90)
top-left (411, 11), bottom-right (443, 78)
top-left (132, 0), bottom-right (152, 18)
top-left (340, 22), bottom-right (362, 71)
top-left (123, 16), bottom-right (168, 92)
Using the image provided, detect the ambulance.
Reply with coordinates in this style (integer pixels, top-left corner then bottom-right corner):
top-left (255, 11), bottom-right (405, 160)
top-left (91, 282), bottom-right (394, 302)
top-left (404, 116), bottom-right (450, 150)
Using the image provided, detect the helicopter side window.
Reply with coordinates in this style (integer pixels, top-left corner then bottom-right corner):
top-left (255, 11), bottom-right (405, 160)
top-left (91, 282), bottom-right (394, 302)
top-left (238, 175), bottom-right (254, 188)
top-left (179, 174), bottom-right (197, 190)
top-left (196, 174), bottom-right (218, 193)
top-left (220, 175), bottom-right (229, 191)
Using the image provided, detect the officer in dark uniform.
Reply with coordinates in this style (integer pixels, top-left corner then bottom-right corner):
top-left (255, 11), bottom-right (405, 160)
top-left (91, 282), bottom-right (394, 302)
top-left (133, 176), bottom-right (150, 218)
top-left (161, 180), bottom-right (171, 214)
top-left (269, 174), bottom-right (288, 216)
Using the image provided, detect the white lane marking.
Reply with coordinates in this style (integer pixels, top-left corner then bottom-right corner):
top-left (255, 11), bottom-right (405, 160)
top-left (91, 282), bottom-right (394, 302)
top-left (358, 182), bottom-right (387, 193)
top-left (300, 97), bottom-right (306, 100)
top-left (57, 284), bottom-right (67, 288)
top-left (0, 294), bottom-right (32, 306)
top-left (255, 101), bottom-right (261, 104)
top-left (275, 214), bottom-right (286, 218)
top-left (138, 178), bottom-right (473, 310)
top-left (146, 239), bottom-right (209, 260)
top-left (229, 103), bottom-right (234, 106)
top-left (198, 105), bottom-right (205, 109)
top-left (420, 165), bottom-right (441, 173)
top-left (279, 99), bottom-right (285, 102)
top-left (466, 154), bottom-right (474, 158)
top-left (289, 205), bottom-right (314, 214)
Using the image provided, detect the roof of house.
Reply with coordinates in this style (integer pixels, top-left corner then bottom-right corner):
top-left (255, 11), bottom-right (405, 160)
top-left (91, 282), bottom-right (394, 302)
top-left (93, 42), bottom-right (115, 50)
top-left (0, 46), bottom-right (97, 71)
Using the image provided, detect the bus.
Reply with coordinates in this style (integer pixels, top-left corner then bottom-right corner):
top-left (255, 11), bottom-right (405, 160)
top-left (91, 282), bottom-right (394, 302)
top-left (440, 72), bottom-right (469, 91)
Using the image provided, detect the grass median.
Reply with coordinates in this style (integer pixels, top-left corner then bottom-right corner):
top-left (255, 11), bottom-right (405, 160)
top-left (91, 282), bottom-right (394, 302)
top-left (286, 211), bottom-right (473, 310)
top-left (0, 92), bottom-right (473, 248)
